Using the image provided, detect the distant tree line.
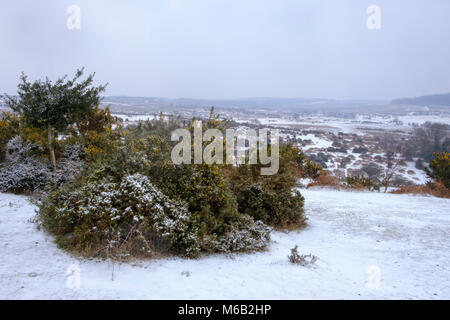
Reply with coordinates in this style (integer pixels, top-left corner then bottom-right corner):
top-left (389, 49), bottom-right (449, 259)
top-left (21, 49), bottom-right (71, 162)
top-left (403, 122), bottom-right (450, 162)
top-left (392, 93), bottom-right (450, 106)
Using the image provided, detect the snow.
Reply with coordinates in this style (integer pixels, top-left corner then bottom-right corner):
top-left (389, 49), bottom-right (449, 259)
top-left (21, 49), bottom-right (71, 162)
top-left (113, 114), bottom-right (157, 122)
top-left (1, 189), bottom-right (449, 299)
top-left (403, 161), bottom-right (429, 185)
top-left (398, 115), bottom-right (450, 126)
top-left (248, 113), bottom-right (450, 134)
top-left (297, 134), bottom-right (333, 150)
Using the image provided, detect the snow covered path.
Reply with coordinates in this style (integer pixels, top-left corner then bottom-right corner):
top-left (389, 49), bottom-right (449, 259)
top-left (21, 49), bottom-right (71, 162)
top-left (1, 189), bottom-right (449, 299)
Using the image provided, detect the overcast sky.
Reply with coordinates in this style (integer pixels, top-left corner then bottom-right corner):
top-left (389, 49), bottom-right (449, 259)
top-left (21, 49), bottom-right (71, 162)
top-left (1, 0), bottom-right (449, 100)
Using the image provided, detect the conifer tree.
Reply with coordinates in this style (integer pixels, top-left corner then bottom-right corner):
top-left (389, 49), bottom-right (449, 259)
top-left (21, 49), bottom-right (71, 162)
top-left (2, 68), bottom-right (107, 170)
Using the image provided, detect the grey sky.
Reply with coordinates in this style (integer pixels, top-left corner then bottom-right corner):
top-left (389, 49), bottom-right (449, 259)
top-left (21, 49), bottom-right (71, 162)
top-left (1, 0), bottom-right (449, 100)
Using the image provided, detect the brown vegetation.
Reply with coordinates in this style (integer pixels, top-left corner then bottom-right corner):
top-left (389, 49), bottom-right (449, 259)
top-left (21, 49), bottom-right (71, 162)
top-left (306, 171), bottom-right (342, 189)
top-left (391, 182), bottom-right (450, 199)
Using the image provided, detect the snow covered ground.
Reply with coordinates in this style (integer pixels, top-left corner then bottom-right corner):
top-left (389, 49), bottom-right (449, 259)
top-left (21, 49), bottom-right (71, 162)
top-left (113, 113), bottom-right (157, 122)
top-left (1, 189), bottom-right (449, 300)
top-left (243, 113), bottom-right (450, 134)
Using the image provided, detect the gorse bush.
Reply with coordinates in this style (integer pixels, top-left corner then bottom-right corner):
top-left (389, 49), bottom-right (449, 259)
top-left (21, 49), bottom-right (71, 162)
top-left (40, 173), bottom-right (200, 258)
top-left (84, 121), bottom-right (244, 246)
top-left (2, 69), bottom-right (107, 170)
top-left (212, 215), bottom-right (271, 253)
top-left (0, 111), bottom-right (20, 161)
top-left (3, 69), bottom-right (308, 260)
top-left (0, 137), bottom-right (49, 193)
top-left (40, 114), bottom-right (305, 259)
top-left (0, 136), bottom-right (84, 194)
top-left (425, 152), bottom-right (450, 188)
top-left (5, 136), bottom-right (43, 162)
top-left (237, 184), bottom-right (306, 228)
top-left (39, 172), bottom-right (272, 258)
top-left (346, 176), bottom-right (380, 191)
top-left (226, 144), bottom-right (307, 229)
top-left (303, 160), bottom-right (322, 180)
top-left (0, 159), bottom-right (49, 194)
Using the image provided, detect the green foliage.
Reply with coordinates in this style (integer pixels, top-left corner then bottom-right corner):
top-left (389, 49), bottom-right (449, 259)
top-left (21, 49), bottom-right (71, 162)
top-left (157, 165), bottom-right (240, 239)
top-left (3, 68), bottom-right (106, 132)
top-left (39, 114), bottom-right (277, 258)
top-left (226, 143), bottom-right (306, 228)
top-left (227, 144), bottom-right (298, 194)
top-left (0, 160), bottom-right (49, 194)
top-left (3, 73), bottom-right (308, 259)
top-left (115, 114), bottom-right (242, 240)
top-left (39, 173), bottom-right (200, 259)
top-left (98, 118), bottom-right (251, 248)
top-left (0, 136), bottom-right (83, 194)
top-left (237, 184), bottom-right (306, 228)
top-left (66, 105), bottom-right (120, 162)
top-left (303, 160), bottom-right (322, 179)
top-left (2, 68), bottom-right (107, 169)
top-left (0, 136), bottom-right (49, 193)
top-left (0, 69), bottom-right (116, 194)
top-left (346, 176), bottom-right (380, 191)
top-left (0, 112), bottom-right (20, 161)
top-left (425, 152), bottom-right (450, 188)
top-left (19, 125), bottom-right (48, 154)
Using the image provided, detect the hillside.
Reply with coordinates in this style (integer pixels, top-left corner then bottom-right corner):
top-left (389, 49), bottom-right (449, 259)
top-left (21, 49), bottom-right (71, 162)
top-left (392, 93), bottom-right (450, 106)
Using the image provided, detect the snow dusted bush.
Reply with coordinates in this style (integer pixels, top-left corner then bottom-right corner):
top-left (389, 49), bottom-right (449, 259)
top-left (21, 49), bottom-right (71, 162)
top-left (0, 137), bottom-right (83, 193)
top-left (39, 171), bottom-right (274, 259)
top-left (288, 245), bottom-right (318, 266)
top-left (212, 215), bottom-right (271, 253)
top-left (50, 144), bottom-right (84, 186)
top-left (61, 143), bottom-right (85, 162)
top-left (34, 112), bottom-right (311, 259)
top-left (40, 173), bottom-right (200, 259)
top-left (5, 136), bottom-right (43, 162)
top-left (227, 144), bottom-right (307, 229)
top-left (0, 136), bottom-right (50, 193)
top-left (117, 174), bottom-right (200, 256)
top-left (0, 159), bottom-right (49, 194)
top-left (0, 111), bottom-right (20, 161)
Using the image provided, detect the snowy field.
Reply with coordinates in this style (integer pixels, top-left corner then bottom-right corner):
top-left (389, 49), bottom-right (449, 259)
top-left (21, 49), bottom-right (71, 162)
top-left (0, 189), bottom-right (449, 300)
top-left (241, 113), bottom-right (450, 134)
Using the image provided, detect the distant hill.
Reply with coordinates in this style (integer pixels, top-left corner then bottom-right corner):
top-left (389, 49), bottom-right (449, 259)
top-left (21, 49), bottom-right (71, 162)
top-left (392, 93), bottom-right (450, 106)
top-left (104, 96), bottom-right (329, 108)
top-left (102, 96), bottom-right (396, 115)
